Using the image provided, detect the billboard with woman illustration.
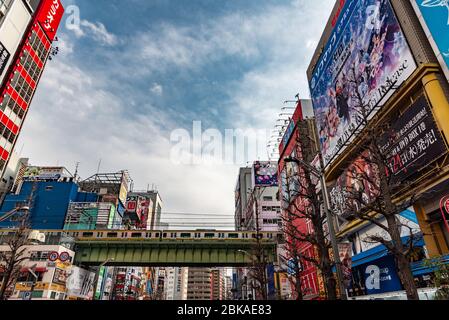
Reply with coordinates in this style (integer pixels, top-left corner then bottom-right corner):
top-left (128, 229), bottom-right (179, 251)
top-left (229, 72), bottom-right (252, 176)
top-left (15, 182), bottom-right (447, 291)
top-left (309, 0), bottom-right (417, 167)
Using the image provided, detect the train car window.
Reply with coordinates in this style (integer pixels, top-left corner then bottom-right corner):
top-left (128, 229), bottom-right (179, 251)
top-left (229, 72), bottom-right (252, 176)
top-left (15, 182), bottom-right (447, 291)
top-left (163, 233), bottom-right (167, 238)
top-left (171, 233), bottom-right (177, 238)
top-left (107, 232), bottom-right (118, 238)
top-left (155, 233), bottom-right (160, 238)
top-left (82, 232), bottom-right (94, 238)
top-left (204, 233), bottom-right (215, 238)
top-left (251, 234), bottom-right (256, 239)
top-left (180, 233), bottom-right (191, 238)
top-left (228, 233), bottom-right (239, 239)
top-left (132, 233), bottom-right (142, 238)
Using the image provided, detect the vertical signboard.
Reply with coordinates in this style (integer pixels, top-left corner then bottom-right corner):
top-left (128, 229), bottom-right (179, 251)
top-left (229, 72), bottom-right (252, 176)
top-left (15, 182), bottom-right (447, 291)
top-left (412, 0), bottom-right (449, 82)
top-left (309, 0), bottom-right (417, 168)
top-left (36, 0), bottom-right (65, 41)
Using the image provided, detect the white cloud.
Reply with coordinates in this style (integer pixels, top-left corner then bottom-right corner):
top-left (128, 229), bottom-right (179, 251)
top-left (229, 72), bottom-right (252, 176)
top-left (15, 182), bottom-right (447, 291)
top-left (150, 83), bottom-right (163, 96)
top-left (69, 19), bottom-right (118, 46)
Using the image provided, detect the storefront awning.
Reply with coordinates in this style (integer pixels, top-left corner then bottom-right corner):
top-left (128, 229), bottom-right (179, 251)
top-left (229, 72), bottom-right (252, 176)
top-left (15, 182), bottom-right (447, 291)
top-left (411, 254), bottom-right (449, 276)
top-left (338, 236), bottom-right (425, 270)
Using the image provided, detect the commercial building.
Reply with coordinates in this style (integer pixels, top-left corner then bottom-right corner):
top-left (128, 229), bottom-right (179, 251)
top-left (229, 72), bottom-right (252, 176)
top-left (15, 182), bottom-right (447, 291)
top-left (0, 151), bottom-right (27, 203)
top-left (211, 268), bottom-right (225, 300)
top-left (307, 0), bottom-right (449, 299)
top-left (277, 99), bottom-right (324, 300)
top-left (0, 0), bottom-right (64, 178)
top-left (234, 167), bottom-right (252, 231)
top-left (111, 267), bottom-right (143, 300)
top-left (187, 267), bottom-right (212, 300)
top-left (0, 166), bottom-right (97, 230)
top-left (124, 190), bottom-right (162, 230)
top-left (164, 267), bottom-right (188, 300)
top-left (0, 230), bottom-right (77, 300)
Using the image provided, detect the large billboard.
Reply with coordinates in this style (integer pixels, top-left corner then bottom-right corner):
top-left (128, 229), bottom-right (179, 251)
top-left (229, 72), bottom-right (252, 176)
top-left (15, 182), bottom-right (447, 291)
top-left (253, 161), bottom-right (278, 186)
top-left (412, 0), bottom-right (449, 82)
top-left (309, 0), bottom-right (417, 168)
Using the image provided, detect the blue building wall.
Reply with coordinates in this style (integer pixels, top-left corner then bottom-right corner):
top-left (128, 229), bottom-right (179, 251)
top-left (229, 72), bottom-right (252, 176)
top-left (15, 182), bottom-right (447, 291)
top-left (0, 181), bottom-right (97, 230)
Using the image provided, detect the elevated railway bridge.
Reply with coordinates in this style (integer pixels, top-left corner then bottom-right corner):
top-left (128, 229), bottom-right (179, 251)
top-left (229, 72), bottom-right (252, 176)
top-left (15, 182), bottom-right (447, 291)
top-left (0, 229), bottom-right (281, 267)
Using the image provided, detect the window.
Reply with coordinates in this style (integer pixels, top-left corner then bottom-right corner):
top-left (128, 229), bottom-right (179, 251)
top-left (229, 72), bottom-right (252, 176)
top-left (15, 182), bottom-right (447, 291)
top-left (263, 196), bottom-right (273, 201)
top-left (45, 186), bottom-right (53, 191)
top-left (50, 291), bottom-right (57, 300)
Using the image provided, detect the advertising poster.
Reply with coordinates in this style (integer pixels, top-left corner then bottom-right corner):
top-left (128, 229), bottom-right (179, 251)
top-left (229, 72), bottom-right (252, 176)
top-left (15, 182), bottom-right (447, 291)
top-left (253, 161), bottom-right (278, 186)
top-left (359, 255), bottom-right (402, 295)
top-left (309, 0), bottom-right (417, 167)
top-left (412, 0), bottom-right (449, 81)
top-left (66, 266), bottom-right (95, 299)
top-left (331, 96), bottom-right (446, 219)
top-left (330, 150), bottom-right (380, 219)
top-left (338, 243), bottom-right (353, 288)
top-left (52, 268), bottom-right (68, 286)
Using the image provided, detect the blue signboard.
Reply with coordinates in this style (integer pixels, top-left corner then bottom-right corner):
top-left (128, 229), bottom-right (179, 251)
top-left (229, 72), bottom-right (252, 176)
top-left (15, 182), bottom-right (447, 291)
top-left (266, 264), bottom-right (276, 298)
top-left (412, 1), bottom-right (449, 81)
top-left (359, 255), bottom-right (402, 295)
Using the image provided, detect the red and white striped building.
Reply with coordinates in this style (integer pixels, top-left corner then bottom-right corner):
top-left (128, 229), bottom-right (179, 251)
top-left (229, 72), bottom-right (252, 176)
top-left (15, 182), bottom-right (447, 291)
top-left (0, 0), bottom-right (64, 176)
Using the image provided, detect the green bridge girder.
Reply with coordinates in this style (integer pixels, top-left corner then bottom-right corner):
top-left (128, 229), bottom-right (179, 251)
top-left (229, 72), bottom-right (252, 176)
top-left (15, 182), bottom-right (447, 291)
top-left (74, 239), bottom-right (278, 267)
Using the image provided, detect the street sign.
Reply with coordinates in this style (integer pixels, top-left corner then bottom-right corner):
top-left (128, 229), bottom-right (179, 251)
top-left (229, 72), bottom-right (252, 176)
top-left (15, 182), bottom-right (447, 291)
top-left (59, 252), bottom-right (70, 262)
top-left (48, 251), bottom-right (59, 262)
top-left (22, 291), bottom-right (31, 300)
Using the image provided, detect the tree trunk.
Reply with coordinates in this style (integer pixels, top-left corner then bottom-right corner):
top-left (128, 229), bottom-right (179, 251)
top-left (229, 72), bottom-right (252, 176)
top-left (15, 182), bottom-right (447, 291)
top-left (385, 214), bottom-right (419, 300)
top-left (0, 264), bottom-right (14, 300)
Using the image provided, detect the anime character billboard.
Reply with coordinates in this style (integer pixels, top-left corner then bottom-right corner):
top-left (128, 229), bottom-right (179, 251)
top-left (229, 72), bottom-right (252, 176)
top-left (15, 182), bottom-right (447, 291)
top-left (309, 0), bottom-right (417, 167)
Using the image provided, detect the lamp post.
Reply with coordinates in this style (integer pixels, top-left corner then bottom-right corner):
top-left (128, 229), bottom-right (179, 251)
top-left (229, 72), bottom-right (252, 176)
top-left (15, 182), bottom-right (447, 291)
top-left (284, 156), bottom-right (348, 300)
top-left (92, 258), bottom-right (114, 300)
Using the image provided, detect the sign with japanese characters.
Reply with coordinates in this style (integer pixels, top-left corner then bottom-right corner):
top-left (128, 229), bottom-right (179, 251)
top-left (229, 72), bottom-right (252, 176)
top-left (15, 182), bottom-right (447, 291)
top-left (379, 95), bottom-right (447, 184)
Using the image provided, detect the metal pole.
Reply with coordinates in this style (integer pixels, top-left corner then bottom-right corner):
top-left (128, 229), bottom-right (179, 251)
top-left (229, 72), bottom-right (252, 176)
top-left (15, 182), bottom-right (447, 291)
top-left (318, 157), bottom-right (348, 300)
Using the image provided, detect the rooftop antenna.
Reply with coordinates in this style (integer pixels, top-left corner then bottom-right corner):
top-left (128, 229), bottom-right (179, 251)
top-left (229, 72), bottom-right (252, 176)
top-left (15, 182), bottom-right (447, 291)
top-left (97, 159), bottom-right (102, 174)
top-left (74, 162), bottom-right (80, 180)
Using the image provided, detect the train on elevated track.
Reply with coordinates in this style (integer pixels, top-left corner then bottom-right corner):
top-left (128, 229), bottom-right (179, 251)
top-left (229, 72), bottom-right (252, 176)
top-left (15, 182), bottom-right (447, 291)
top-left (0, 229), bottom-right (282, 242)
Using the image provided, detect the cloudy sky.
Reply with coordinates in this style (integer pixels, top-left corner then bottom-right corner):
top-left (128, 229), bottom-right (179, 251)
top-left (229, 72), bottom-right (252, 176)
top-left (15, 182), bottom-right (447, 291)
top-left (16, 0), bottom-right (334, 225)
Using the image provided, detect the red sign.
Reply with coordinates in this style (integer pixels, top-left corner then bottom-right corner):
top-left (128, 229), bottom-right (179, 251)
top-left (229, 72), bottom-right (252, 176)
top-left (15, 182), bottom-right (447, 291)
top-left (48, 251), bottom-right (59, 262)
top-left (36, 0), bottom-right (65, 41)
top-left (440, 195), bottom-right (449, 234)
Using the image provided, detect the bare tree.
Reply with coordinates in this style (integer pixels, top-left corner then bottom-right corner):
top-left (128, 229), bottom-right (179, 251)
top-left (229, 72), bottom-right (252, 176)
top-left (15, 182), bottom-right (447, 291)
top-left (246, 188), bottom-right (269, 300)
top-left (329, 64), bottom-right (427, 300)
top-left (280, 129), bottom-right (338, 300)
top-left (0, 211), bottom-right (32, 300)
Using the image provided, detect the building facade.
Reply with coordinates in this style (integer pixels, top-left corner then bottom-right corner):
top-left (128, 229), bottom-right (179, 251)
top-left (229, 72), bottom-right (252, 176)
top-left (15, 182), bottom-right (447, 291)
top-left (307, 0), bottom-right (449, 299)
top-left (277, 99), bottom-right (324, 300)
top-left (0, 0), bottom-right (64, 178)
